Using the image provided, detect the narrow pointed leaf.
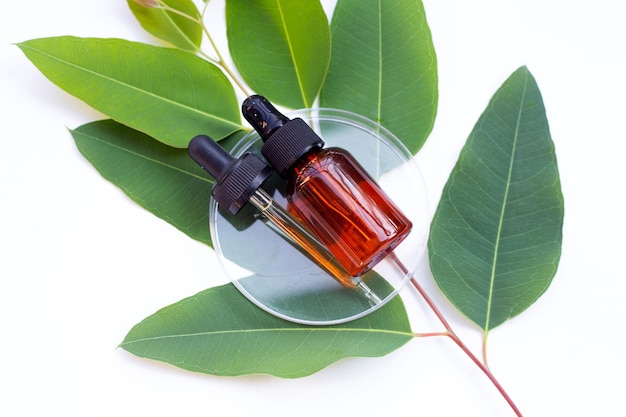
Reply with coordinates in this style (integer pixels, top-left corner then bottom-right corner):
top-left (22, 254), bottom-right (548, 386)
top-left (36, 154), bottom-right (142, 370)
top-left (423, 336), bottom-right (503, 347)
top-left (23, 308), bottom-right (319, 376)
top-left (127, 0), bottom-right (203, 51)
top-left (226, 0), bottom-right (330, 108)
top-left (120, 282), bottom-right (412, 377)
top-left (320, 0), bottom-right (437, 155)
top-left (18, 37), bottom-right (242, 147)
top-left (70, 120), bottom-right (245, 246)
top-left (428, 66), bottom-right (563, 331)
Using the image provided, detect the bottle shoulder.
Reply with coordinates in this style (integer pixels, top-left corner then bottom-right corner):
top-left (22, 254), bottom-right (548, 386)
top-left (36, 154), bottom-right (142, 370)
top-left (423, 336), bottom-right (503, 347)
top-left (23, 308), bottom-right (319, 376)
top-left (288, 146), bottom-right (376, 197)
top-left (293, 147), bottom-right (359, 173)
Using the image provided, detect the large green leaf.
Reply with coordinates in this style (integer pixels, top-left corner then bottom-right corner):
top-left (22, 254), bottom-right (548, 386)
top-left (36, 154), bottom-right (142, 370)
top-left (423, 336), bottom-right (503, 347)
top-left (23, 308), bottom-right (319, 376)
top-left (428, 67), bottom-right (563, 332)
top-left (226, 0), bottom-right (330, 108)
top-left (70, 120), bottom-right (246, 246)
top-left (18, 37), bottom-right (242, 147)
top-left (320, 0), bottom-right (438, 155)
top-left (120, 282), bottom-right (412, 377)
top-left (127, 0), bottom-right (203, 51)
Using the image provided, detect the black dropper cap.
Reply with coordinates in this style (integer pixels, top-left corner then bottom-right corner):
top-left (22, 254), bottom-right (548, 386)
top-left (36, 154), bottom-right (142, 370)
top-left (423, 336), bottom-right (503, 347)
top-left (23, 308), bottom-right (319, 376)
top-left (188, 135), bottom-right (272, 215)
top-left (242, 95), bottom-right (324, 177)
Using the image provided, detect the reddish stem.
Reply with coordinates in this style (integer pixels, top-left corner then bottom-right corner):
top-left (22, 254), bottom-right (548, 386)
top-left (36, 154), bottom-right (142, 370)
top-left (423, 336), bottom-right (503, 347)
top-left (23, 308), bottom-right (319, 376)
top-left (390, 254), bottom-right (523, 416)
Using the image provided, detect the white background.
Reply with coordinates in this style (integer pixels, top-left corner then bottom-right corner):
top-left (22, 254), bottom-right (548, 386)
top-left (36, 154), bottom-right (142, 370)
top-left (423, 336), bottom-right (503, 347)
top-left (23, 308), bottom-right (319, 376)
top-left (1, 1), bottom-right (625, 416)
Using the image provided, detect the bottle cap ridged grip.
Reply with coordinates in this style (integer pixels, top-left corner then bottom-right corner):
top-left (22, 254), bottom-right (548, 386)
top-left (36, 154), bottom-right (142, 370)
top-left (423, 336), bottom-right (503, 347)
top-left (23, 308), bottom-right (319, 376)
top-left (188, 135), bottom-right (272, 215)
top-left (261, 118), bottom-right (324, 176)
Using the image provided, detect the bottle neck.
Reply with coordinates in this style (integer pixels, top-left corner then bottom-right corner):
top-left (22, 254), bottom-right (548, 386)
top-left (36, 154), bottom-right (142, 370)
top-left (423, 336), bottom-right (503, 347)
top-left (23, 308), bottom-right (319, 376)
top-left (261, 118), bottom-right (325, 177)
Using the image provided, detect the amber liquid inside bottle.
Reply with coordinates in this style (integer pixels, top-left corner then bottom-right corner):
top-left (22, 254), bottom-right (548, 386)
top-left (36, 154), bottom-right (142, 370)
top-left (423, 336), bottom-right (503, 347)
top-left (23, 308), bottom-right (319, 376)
top-left (286, 148), bottom-right (412, 277)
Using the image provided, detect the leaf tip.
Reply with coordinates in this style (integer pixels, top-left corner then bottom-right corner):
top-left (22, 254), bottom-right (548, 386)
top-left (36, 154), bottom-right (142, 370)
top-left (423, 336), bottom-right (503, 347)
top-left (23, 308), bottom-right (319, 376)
top-left (515, 65), bottom-right (532, 76)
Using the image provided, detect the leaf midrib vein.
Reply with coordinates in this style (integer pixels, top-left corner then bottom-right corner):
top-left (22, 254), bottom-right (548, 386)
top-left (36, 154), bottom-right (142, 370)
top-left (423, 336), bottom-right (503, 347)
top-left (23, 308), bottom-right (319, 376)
top-left (275, 0), bottom-right (308, 107)
top-left (74, 129), bottom-right (213, 183)
top-left (160, 6), bottom-right (199, 51)
top-left (120, 327), bottom-right (413, 346)
top-left (484, 72), bottom-right (530, 333)
top-left (21, 43), bottom-right (241, 130)
top-left (376, 0), bottom-right (383, 125)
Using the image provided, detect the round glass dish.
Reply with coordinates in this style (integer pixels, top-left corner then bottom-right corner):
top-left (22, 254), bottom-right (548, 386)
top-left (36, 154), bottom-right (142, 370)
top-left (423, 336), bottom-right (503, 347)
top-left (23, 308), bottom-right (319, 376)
top-left (210, 109), bottom-right (429, 325)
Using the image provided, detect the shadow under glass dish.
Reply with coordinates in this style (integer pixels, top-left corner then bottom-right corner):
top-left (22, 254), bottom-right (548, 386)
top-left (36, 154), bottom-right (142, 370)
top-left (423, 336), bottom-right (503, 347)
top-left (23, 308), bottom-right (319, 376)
top-left (210, 109), bottom-right (429, 325)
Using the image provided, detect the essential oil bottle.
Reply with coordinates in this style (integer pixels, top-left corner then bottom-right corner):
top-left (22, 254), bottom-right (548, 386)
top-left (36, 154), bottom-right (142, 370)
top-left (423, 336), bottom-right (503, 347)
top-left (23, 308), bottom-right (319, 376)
top-left (242, 95), bottom-right (412, 277)
top-left (188, 134), bottom-right (382, 304)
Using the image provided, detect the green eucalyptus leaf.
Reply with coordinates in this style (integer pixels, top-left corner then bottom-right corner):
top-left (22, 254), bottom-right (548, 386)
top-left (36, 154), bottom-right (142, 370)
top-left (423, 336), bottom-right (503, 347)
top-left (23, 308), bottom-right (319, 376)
top-left (428, 66), bottom-right (563, 332)
top-left (120, 282), bottom-right (412, 377)
top-left (18, 36), bottom-right (242, 147)
top-left (70, 120), bottom-right (246, 246)
top-left (320, 0), bottom-right (438, 155)
top-left (127, 0), bottom-right (203, 51)
top-left (226, 0), bottom-right (330, 108)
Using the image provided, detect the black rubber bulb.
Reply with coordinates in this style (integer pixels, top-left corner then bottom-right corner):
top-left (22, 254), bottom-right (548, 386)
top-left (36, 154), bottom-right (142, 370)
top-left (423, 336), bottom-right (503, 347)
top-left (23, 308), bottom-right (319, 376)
top-left (188, 134), bottom-right (235, 179)
top-left (242, 95), bottom-right (289, 141)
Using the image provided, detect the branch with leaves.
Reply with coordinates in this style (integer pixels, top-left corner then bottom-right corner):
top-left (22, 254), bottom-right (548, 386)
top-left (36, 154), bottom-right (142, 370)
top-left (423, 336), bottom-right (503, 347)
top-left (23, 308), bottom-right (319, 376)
top-left (16, 1), bottom-right (563, 416)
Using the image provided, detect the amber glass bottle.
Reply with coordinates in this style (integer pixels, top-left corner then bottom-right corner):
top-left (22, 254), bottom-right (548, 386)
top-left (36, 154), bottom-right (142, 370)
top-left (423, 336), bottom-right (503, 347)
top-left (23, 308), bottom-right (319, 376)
top-left (242, 95), bottom-right (412, 277)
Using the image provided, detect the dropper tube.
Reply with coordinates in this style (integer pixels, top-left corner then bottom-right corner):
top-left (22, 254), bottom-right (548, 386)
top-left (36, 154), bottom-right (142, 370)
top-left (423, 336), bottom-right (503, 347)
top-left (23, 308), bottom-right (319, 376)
top-left (188, 135), bottom-right (382, 305)
top-left (248, 188), bottom-right (381, 304)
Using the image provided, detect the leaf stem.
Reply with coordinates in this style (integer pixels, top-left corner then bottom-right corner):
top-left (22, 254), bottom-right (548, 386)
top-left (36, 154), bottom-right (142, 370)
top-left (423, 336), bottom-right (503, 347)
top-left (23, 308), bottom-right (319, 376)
top-left (200, 26), bottom-right (251, 97)
top-left (152, 0), bottom-right (251, 97)
top-left (412, 331), bottom-right (449, 338)
top-left (483, 331), bottom-right (490, 369)
top-left (201, 0), bottom-right (211, 17)
top-left (389, 253), bottom-right (523, 416)
top-left (196, 1), bottom-right (251, 97)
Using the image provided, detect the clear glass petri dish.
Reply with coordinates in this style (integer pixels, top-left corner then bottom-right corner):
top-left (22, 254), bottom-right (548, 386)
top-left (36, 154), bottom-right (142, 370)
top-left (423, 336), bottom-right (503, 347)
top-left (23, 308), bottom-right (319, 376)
top-left (210, 108), bottom-right (429, 325)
